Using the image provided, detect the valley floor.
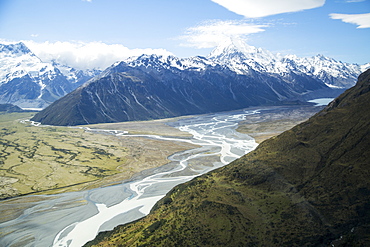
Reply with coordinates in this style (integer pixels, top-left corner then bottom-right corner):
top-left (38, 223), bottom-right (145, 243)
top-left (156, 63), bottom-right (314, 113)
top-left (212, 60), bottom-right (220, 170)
top-left (0, 105), bottom-right (322, 201)
top-left (0, 113), bottom-right (196, 200)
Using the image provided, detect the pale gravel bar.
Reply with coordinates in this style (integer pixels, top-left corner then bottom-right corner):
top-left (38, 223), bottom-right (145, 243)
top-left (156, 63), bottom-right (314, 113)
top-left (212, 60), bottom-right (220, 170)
top-left (0, 105), bottom-right (324, 247)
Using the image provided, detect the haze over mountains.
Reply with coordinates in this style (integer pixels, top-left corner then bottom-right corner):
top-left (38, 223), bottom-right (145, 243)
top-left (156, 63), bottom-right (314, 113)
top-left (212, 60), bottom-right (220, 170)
top-left (30, 39), bottom-right (367, 126)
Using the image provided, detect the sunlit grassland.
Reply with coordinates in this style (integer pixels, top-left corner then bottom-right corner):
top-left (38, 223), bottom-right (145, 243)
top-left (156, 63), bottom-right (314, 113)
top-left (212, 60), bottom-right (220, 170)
top-left (0, 112), bottom-right (196, 199)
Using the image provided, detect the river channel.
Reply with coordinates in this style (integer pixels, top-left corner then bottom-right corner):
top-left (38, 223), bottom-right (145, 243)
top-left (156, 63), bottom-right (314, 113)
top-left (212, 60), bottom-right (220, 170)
top-left (0, 109), bottom-right (260, 247)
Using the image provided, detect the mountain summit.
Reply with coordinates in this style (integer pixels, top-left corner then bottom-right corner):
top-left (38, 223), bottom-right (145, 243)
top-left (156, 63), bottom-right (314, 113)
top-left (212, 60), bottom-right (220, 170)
top-left (0, 42), bottom-right (100, 108)
top-left (86, 69), bottom-right (370, 246)
top-left (208, 38), bottom-right (362, 88)
top-left (31, 40), bottom-right (365, 125)
top-left (209, 38), bottom-right (277, 65)
top-left (0, 42), bottom-right (33, 55)
top-left (0, 41), bottom-right (367, 110)
top-left (32, 56), bottom-right (330, 125)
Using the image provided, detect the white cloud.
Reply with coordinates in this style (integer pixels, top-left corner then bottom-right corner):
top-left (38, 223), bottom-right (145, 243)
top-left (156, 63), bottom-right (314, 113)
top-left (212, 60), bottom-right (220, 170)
top-left (23, 41), bottom-right (173, 70)
top-left (210, 0), bottom-right (325, 18)
top-left (179, 20), bottom-right (266, 48)
top-left (330, 13), bottom-right (370, 28)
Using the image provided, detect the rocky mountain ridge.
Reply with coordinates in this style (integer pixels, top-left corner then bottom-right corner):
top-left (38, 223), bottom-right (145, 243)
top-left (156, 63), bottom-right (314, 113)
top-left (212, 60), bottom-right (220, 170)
top-left (124, 38), bottom-right (365, 89)
top-left (1, 41), bottom-right (367, 110)
top-left (208, 38), bottom-right (363, 89)
top-left (31, 54), bottom-right (333, 125)
top-left (31, 38), bottom-right (366, 126)
top-left (0, 42), bottom-right (100, 109)
top-left (0, 39), bottom-right (364, 125)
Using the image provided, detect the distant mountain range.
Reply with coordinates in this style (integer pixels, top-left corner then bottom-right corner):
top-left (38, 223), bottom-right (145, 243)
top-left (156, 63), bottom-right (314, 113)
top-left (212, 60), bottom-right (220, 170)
top-left (209, 39), bottom-right (368, 89)
top-left (1, 41), bottom-right (367, 123)
top-left (0, 42), bottom-right (100, 109)
top-left (31, 39), bottom-right (368, 125)
top-left (0, 103), bottom-right (24, 113)
top-left (85, 69), bottom-right (370, 246)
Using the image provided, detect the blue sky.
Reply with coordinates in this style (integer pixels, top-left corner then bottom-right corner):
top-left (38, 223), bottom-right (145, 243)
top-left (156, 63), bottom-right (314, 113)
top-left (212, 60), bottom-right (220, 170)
top-left (0, 0), bottom-right (369, 69)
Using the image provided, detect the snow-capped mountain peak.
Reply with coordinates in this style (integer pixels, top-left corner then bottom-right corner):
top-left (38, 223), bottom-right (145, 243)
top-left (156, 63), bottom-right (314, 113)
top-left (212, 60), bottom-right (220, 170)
top-left (361, 62), bottom-right (370, 72)
top-left (0, 42), bottom-right (33, 56)
top-left (208, 38), bottom-right (278, 62)
top-left (119, 39), bottom-right (363, 89)
top-left (0, 42), bottom-right (53, 82)
top-left (0, 42), bottom-right (101, 108)
top-left (0, 40), bottom-right (366, 109)
top-left (124, 53), bottom-right (214, 72)
top-left (206, 38), bottom-right (363, 88)
top-left (208, 38), bottom-right (257, 58)
top-left (207, 38), bottom-right (282, 74)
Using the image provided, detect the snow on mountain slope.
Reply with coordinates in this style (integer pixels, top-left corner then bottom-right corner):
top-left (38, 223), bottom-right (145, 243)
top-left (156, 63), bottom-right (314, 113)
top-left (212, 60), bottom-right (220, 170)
top-left (207, 38), bottom-right (363, 88)
top-left (125, 54), bottom-right (214, 72)
top-left (0, 42), bottom-right (100, 109)
top-left (208, 38), bottom-right (279, 69)
top-left (1, 40), bottom-right (366, 109)
top-left (280, 54), bottom-right (362, 88)
top-left (0, 42), bottom-right (54, 85)
top-left (52, 61), bottom-right (101, 85)
top-left (33, 36), bottom-right (367, 126)
top-left (361, 62), bottom-right (370, 72)
top-left (32, 55), bottom-right (329, 126)
top-left (123, 38), bottom-right (363, 89)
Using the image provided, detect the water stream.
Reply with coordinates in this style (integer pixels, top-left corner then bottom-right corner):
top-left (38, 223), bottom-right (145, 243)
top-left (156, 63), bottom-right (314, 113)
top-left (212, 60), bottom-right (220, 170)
top-left (0, 109), bottom-right (259, 247)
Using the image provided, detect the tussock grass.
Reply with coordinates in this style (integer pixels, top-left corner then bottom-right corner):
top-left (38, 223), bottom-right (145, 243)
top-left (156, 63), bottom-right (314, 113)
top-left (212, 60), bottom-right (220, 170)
top-left (0, 113), bottom-right (196, 199)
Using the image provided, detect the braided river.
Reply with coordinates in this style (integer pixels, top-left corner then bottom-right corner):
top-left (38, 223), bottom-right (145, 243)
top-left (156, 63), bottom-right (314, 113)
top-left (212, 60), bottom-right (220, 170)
top-left (0, 109), bottom-right (260, 247)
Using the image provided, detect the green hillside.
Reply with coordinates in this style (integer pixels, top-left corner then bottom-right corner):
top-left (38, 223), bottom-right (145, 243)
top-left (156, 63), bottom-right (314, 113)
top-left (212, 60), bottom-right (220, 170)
top-left (86, 69), bottom-right (370, 247)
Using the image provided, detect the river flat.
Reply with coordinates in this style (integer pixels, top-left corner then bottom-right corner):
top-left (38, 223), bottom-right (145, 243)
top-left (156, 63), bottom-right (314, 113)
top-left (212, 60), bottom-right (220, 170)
top-left (0, 105), bottom-right (323, 247)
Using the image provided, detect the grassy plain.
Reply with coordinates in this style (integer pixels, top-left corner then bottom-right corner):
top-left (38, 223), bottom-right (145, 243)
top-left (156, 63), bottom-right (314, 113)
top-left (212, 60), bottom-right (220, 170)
top-left (0, 113), bottom-right (196, 200)
top-left (0, 106), bottom-right (319, 200)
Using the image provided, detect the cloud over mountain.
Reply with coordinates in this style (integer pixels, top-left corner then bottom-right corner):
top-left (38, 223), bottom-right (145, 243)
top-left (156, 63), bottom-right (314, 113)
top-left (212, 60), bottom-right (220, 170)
top-left (180, 0), bottom-right (326, 50)
top-left (179, 20), bottom-right (266, 48)
top-left (23, 41), bottom-right (173, 70)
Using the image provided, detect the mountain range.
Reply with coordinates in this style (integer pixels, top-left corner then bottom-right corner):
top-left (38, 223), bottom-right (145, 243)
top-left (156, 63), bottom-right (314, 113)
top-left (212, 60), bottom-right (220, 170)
top-left (86, 68), bottom-right (370, 246)
top-left (209, 38), bottom-right (366, 89)
top-left (31, 39), bottom-right (367, 126)
top-left (0, 103), bottom-right (24, 113)
top-left (0, 42), bottom-right (100, 109)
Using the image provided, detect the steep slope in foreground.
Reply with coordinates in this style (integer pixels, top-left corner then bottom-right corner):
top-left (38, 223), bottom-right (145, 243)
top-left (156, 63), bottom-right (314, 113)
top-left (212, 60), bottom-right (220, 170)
top-left (86, 69), bottom-right (370, 246)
